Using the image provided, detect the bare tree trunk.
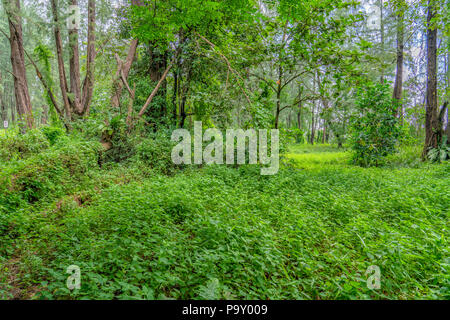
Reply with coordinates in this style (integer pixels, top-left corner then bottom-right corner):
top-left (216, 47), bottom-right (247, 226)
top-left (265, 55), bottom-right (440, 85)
top-left (422, 0), bottom-right (441, 159)
top-left (393, 6), bottom-right (404, 122)
top-left (111, 0), bottom-right (143, 109)
top-left (111, 40), bottom-right (138, 109)
top-left (4, 0), bottom-right (34, 130)
top-left (51, 0), bottom-right (72, 122)
top-left (68, 0), bottom-right (82, 115)
top-left (310, 102), bottom-right (316, 145)
top-left (81, 0), bottom-right (96, 115)
top-left (380, 0), bottom-right (385, 83)
top-left (0, 71), bottom-right (6, 124)
top-left (172, 67), bottom-right (178, 124)
top-left (297, 101), bottom-right (302, 130)
top-left (274, 65), bottom-right (282, 129)
top-left (10, 82), bottom-right (15, 122)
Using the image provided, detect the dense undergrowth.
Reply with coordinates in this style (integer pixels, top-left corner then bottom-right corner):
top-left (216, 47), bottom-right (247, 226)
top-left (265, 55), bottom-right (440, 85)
top-left (0, 128), bottom-right (448, 300)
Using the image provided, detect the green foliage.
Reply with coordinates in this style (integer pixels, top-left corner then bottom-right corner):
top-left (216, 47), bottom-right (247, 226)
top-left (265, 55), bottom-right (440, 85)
top-left (133, 131), bottom-right (181, 175)
top-left (427, 136), bottom-right (450, 163)
top-left (0, 138), bottom-right (101, 212)
top-left (0, 128), bottom-right (50, 161)
top-left (41, 126), bottom-right (65, 145)
top-left (1, 145), bottom-right (448, 300)
top-left (350, 82), bottom-right (401, 167)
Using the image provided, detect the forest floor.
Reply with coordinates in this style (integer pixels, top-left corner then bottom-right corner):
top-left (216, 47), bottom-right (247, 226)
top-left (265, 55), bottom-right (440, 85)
top-left (0, 143), bottom-right (448, 300)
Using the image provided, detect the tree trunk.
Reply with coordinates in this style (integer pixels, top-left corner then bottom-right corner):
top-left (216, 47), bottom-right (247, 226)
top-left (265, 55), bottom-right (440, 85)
top-left (10, 82), bottom-right (15, 123)
top-left (297, 100), bottom-right (302, 130)
top-left (4, 0), bottom-right (34, 130)
top-left (68, 0), bottom-right (82, 115)
top-left (172, 67), bottom-right (178, 124)
top-left (393, 7), bottom-right (404, 122)
top-left (111, 0), bottom-right (144, 109)
top-left (51, 0), bottom-right (72, 121)
top-left (310, 102), bottom-right (316, 145)
top-left (274, 65), bottom-right (282, 129)
top-left (111, 40), bottom-right (138, 109)
top-left (422, 0), bottom-right (442, 159)
top-left (80, 0), bottom-right (96, 115)
top-left (379, 0), bottom-right (385, 83)
top-left (0, 71), bottom-right (6, 124)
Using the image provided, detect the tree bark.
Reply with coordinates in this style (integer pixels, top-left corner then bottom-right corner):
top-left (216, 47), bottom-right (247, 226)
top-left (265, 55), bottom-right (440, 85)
top-left (51, 0), bottom-right (72, 121)
top-left (422, 0), bottom-right (441, 159)
top-left (379, 0), bottom-right (385, 83)
top-left (68, 0), bottom-right (82, 115)
top-left (274, 65), bottom-right (282, 129)
top-left (111, 0), bottom-right (143, 109)
top-left (0, 71), bottom-right (6, 124)
top-left (3, 0), bottom-right (34, 130)
top-left (111, 39), bottom-right (139, 109)
top-left (393, 9), bottom-right (404, 122)
top-left (297, 100), bottom-right (302, 130)
top-left (80, 0), bottom-right (96, 115)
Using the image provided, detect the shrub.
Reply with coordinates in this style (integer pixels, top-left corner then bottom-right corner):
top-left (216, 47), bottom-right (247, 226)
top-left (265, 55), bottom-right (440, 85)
top-left (133, 132), bottom-right (180, 175)
top-left (0, 128), bottom-right (50, 161)
top-left (41, 126), bottom-right (65, 145)
top-left (0, 138), bottom-right (101, 211)
top-left (350, 82), bottom-right (401, 166)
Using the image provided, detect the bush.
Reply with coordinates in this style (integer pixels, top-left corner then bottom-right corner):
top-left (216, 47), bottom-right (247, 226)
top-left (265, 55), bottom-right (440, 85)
top-left (350, 82), bottom-right (401, 166)
top-left (0, 128), bottom-right (50, 161)
top-left (41, 126), bottom-right (65, 145)
top-left (133, 132), bottom-right (180, 175)
top-left (0, 138), bottom-right (101, 211)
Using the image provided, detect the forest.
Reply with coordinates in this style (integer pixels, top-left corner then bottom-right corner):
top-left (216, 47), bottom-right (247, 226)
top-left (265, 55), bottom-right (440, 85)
top-left (0, 0), bottom-right (449, 300)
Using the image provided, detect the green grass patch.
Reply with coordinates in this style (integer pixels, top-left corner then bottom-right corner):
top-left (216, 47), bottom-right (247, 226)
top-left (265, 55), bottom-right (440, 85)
top-left (1, 144), bottom-right (448, 300)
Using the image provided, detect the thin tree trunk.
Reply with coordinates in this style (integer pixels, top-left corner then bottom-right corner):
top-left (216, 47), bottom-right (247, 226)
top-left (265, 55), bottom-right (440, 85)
top-left (10, 82), bottom-right (15, 122)
top-left (172, 67), bottom-right (178, 124)
top-left (3, 0), bottom-right (33, 130)
top-left (81, 0), bottom-right (96, 115)
top-left (0, 71), bottom-right (6, 124)
top-left (51, 0), bottom-right (72, 121)
top-left (274, 65), bottom-right (282, 129)
top-left (68, 0), bottom-right (82, 115)
top-left (310, 102), bottom-right (316, 145)
top-left (422, 0), bottom-right (441, 158)
top-left (380, 0), bottom-right (385, 83)
top-left (111, 40), bottom-right (138, 109)
top-left (111, 0), bottom-right (143, 109)
top-left (393, 6), bottom-right (404, 122)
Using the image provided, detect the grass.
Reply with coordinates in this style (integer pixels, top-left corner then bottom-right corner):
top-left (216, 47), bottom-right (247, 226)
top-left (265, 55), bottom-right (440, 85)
top-left (0, 142), bottom-right (448, 300)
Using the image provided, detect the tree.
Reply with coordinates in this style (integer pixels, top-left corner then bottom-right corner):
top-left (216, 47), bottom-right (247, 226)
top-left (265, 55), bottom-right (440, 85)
top-left (422, 0), bottom-right (445, 158)
top-left (392, 0), bottom-right (406, 121)
top-left (2, 0), bottom-right (33, 130)
top-left (50, 0), bottom-right (96, 119)
top-left (350, 81), bottom-right (400, 166)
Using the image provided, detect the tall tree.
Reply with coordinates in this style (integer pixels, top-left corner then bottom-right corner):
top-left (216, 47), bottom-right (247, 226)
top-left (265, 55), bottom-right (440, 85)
top-left (422, 0), bottom-right (442, 158)
top-left (2, 0), bottom-right (33, 130)
top-left (392, 0), bottom-right (405, 121)
top-left (51, 0), bottom-right (96, 118)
